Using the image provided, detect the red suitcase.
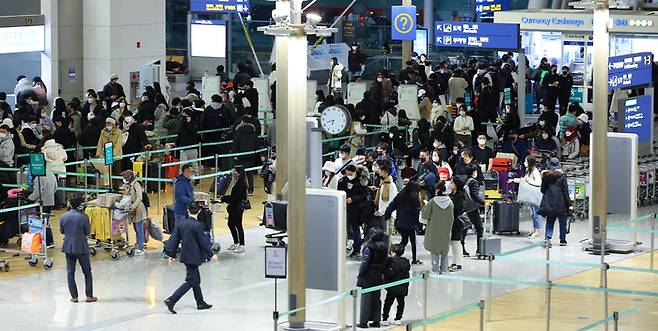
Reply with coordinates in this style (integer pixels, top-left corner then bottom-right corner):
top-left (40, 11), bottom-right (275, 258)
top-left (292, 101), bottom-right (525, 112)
top-left (491, 158), bottom-right (512, 172)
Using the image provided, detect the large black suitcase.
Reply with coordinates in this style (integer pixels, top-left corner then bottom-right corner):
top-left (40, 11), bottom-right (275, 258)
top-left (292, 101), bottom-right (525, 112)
top-left (145, 163), bottom-right (163, 193)
top-left (163, 205), bottom-right (175, 234)
top-left (197, 208), bottom-right (212, 232)
top-left (493, 201), bottom-right (520, 234)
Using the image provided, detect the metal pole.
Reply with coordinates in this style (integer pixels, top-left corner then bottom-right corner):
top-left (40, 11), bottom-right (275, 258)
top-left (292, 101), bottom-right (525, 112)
top-left (613, 311), bottom-right (619, 331)
top-left (401, 0), bottom-right (412, 68)
top-left (479, 300), bottom-right (485, 331)
top-left (518, 50), bottom-right (527, 127)
top-left (545, 239), bottom-right (550, 303)
top-left (157, 162), bottom-right (162, 212)
top-left (351, 289), bottom-right (358, 331)
top-left (108, 164), bottom-right (113, 191)
top-left (651, 213), bottom-right (655, 270)
top-left (487, 255), bottom-right (493, 322)
top-left (84, 159), bottom-right (88, 201)
top-left (422, 271), bottom-right (428, 331)
top-left (546, 281), bottom-right (552, 331)
top-left (238, 13), bottom-right (265, 77)
top-left (603, 262), bottom-right (609, 331)
top-left (197, 143), bottom-right (202, 173)
top-left (214, 154), bottom-right (219, 200)
top-left (273, 311), bottom-right (279, 331)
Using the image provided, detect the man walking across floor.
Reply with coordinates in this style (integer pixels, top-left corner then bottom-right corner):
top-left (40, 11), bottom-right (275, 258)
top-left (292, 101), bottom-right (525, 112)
top-left (60, 195), bottom-right (96, 303)
top-left (164, 202), bottom-right (217, 314)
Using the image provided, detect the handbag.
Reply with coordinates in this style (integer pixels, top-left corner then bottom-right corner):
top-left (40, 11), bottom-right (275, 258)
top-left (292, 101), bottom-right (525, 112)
top-left (457, 213), bottom-right (473, 231)
top-left (517, 179), bottom-right (543, 207)
top-left (239, 199), bottom-right (252, 211)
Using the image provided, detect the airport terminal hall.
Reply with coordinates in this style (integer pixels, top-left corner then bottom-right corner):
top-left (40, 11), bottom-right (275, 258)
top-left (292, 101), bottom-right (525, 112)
top-left (3, 0), bottom-right (658, 330)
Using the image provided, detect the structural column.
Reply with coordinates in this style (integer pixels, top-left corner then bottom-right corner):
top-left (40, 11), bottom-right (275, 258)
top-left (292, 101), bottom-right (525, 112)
top-left (401, 0), bottom-right (412, 65)
top-left (423, 0), bottom-right (433, 53)
top-left (275, 0), bottom-right (289, 196)
top-left (40, 0), bottom-right (59, 103)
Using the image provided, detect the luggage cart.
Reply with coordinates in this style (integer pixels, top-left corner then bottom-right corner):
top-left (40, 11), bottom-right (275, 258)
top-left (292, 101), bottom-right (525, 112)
top-left (1, 209), bottom-right (54, 270)
top-left (639, 164), bottom-right (649, 206)
top-left (196, 192), bottom-right (221, 254)
top-left (87, 207), bottom-right (135, 260)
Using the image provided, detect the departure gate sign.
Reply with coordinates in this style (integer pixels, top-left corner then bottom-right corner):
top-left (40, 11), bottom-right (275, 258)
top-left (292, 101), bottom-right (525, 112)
top-left (433, 22), bottom-right (519, 50)
top-left (190, 0), bottom-right (249, 14)
top-left (607, 52), bottom-right (653, 91)
top-left (622, 95), bottom-right (652, 142)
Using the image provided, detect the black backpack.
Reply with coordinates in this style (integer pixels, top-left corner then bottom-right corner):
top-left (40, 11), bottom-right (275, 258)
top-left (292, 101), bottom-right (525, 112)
top-left (142, 191), bottom-right (150, 209)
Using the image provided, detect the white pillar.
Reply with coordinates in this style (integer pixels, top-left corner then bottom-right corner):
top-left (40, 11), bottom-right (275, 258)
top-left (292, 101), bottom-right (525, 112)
top-left (40, 0), bottom-right (59, 104)
top-left (527, 0), bottom-right (550, 9)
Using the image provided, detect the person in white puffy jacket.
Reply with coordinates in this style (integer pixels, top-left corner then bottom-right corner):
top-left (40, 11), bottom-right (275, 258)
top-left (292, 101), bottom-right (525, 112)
top-left (328, 57), bottom-right (344, 96)
top-left (40, 132), bottom-right (68, 179)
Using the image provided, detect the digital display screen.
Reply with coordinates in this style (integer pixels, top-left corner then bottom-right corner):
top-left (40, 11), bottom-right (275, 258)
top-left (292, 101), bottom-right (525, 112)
top-left (413, 28), bottom-right (428, 55)
top-left (190, 0), bottom-right (249, 13)
top-left (190, 20), bottom-right (227, 58)
top-left (0, 25), bottom-right (45, 54)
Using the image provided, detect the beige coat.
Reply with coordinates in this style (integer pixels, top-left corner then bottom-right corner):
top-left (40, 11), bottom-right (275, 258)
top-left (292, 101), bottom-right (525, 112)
top-left (41, 139), bottom-right (68, 178)
top-left (96, 127), bottom-right (123, 159)
top-left (419, 97), bottom-right (432, 120)
top-left (124, 181), bottom-right (147, 223)
top-left (421, 195), bottom-right (454, 255)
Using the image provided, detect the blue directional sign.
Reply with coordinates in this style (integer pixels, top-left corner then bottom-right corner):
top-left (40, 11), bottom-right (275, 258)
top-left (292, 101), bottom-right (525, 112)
top-left (476, 0), bottom-right (511, 21)
top-left (608, 52), bottom-right (653, 91)
top-left (190, 0), bottom-right (249, 14)
top-left (391, 6), bottom-right (416, 41)
top-left (622, 95), bottom-right (652, 142)
top-left (433, 22), bottom-right (520, 50)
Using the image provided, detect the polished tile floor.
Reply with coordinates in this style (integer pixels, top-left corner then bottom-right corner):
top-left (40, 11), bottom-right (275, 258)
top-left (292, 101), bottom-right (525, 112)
top-left (0, 206), bottom-right (655, 331)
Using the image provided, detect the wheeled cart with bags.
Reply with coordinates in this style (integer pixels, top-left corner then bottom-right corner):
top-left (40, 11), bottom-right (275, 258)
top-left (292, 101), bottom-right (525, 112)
top-left (161, 193), bottom-right (221, 255)
top-left (0, 206), bottom-right (54, 271)
top-left (85, 205), bottom-right (135, 260)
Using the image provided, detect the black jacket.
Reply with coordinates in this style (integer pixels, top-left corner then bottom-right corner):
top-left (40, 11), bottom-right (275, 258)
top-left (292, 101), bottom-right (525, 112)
top-left (479, 85), bottom-right (498, 118)
top-left (242, 89), bottom-right (259, 112)
top-left (337, 175), bottom-right (370, 226)
top-left (464, 177), bottom-right (485, 213)
top-left (81, 102), bottom-right (106, 129)
top-left (356, 98), bottom-right (380, 125)
top-left (357, 237), bottom-right (388, 287)
top-left (79, 123), bottom-right (102, 157)
top-left (221, 176), bottom-right (247, 208)
top-left (451, 190), bottom-right (466, 240)
top-left (384, 195), bottom-right (420, 231)
top-left (383, 256), bottom-right (411, 296)
top-left (202, 103), bottom-right (233, 132)
top-left (123, 123), bottom-right (149, 155)
top-left (136, 100), bottom-right (157, 122)
top-left (232, 120), bottom-right (260, 167)
top-left (176, 121), bottom-right (199, 148)
top-left (164, 217), bottom-right (212, 265)
top-left (538, 111), bottom-right (559, 132)
top-left (539, 171), bottom-right (572, 217)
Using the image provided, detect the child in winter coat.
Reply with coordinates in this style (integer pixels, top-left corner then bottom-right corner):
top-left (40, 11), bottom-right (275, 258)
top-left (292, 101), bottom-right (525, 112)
top-left (381, 243), bottom-right (411, 326)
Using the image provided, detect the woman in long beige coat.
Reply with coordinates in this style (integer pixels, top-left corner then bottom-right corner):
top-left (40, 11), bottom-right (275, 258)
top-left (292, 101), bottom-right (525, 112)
top-left (421, 181), bottom-right (454, 274)
top-left (121, 170), bottom-right (147, 255)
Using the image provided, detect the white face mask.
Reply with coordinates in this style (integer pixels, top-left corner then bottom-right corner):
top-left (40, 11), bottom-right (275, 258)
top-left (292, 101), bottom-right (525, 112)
top-left (478, 138), bottom-right (486, 145)
top-left (389, 133), bottom-right (394, 139)
top-left (433, 142), bottom-right (439, 148)
top-left (460, 111), bottom-right (466, 117)
top-left (566, 130), bottom-right (573, 137)
top-left (542, 133), bottom-right (549, 139)
top-left (377, 77), bottom-right (383, 82)
top-left (141, 96), bottom-right (148, 102)
top-left (30, 123), bottom-right (37, 129)
top-left (122, 179), bottom-right (129, 184)
top-left (352, 46), bottom-right (357, 51)
top-left (444, 185), bottom-right (453, 195)
top-left (539, 120), bottom-right (546, 126)
top-left (432, 155), bottom-right (440, 163)
top-left (120, 102), bottom-right (126, 108)
top-left (432, 102), bottom-right (439, 107)
top-left (347, 175), bottom-right (356, 180)
top-left (472, 172), bottom-right (478, 179)
top-left (524, 162), bottom-right (529, 168)
top-left (0, 132), bottom-right (6, 138)
top-left (88, 98), bottom-right (94, 104)
top-left (105, 126), bottom-right (113, 131)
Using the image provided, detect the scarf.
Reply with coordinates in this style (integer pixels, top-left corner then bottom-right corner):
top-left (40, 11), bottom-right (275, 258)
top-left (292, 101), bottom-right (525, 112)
top-left (375, 176), bottom-right (393, 203)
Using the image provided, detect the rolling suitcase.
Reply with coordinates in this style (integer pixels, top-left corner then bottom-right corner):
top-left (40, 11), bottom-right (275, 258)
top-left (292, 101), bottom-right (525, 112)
top-left (209, 174), bottom-right (231, 196)
top-left (55, 178), bottom-right (66, 209)
top-left (0, 198), bottom-right (20, 245)
top-left (197, 207), bottom-right (213, 232)
top-left (163, 205), bottom-right (176, 234)
top-left (493, 200), bottom-right (520, 234)
top-left (145, 163), bottom-right (163, 193)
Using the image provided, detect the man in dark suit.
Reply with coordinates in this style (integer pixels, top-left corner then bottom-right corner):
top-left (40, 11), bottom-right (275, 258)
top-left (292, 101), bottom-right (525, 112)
top-left (60, 195), bottom-right (96, 303)
top-left (164, 202), bottom-right (216, 314)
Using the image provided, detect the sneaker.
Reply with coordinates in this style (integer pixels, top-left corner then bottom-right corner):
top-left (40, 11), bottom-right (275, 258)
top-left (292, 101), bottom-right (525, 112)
top-left (248, 192), bottom-right (254, 197)
top-left (86, 296), bottom-right (97, 303)
top-left (528, 231), bottom-right (540, 239)
top-left (411, 260), bottom-right (423, 265)
top-left (393, 319), bottom-right (402, 325)
top-left (369, 322), bottom-right (381, 328)
top-left (233, 245), bottom-right (245, 253)
top-left (134, 249), bottom-right (145, 256)
top-left (164, 299), bottom-right (177, 314)
top-left (46, 244), bottom-right (55, 249)
top-left (227, 244), bottom-right (239, 251)
top-left (380, 320), bottom-right (390, 326)
top-left (448, 265), bottom-right (462, 272)
top-left (463, 251), bottom-right (470, 257)
top-left (560, 240), bottom-right (568, 246)
top-left (356, 324), bottom-right (369, 329)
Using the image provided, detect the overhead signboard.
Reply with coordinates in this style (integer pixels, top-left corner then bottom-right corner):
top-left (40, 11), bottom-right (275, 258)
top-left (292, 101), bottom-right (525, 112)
top-left (434, 21), bottom-right (520, 50)
top-left (608, 52), bottom-right (653, 91)
top-left (391, 6), bottom-right (416, 41)
top-left (476, 0), bottom-right (511, 22)
top-left (190, 0), bottom-right (250, 14)
top-left (190, 20), bottom-right (227, 58)
top-left (0, 25), bottom-right (45, 54)
top-left (621, 95), bottom-right (652, 142)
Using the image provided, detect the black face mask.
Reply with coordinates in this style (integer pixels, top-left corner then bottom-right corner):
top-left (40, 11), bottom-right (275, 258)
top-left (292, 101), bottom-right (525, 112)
top-left (420, 157), bottom-right (427, 163)
top-left (562, 71), bottom-right (568, 75)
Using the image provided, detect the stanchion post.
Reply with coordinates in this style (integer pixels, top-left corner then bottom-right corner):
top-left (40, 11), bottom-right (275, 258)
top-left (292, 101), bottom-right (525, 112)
top-left (612, 311), bottom-right (619, 331)
top-left (84, 159), bottom-right (88, 201)
top-left (545, 239), bottom-right (551, 304)
top-left (273, 311), bottom-right (279, 331)
top-left (351, 289), bottom-right (358, 331)
top-left (422, 271), bottom-right (428, 331)
top-left (197, 142), bottom-right (202, 171)
top-left (651, 213), bottom-right (655, 270)
top-left (487, 254), bottom-right (494, 322)
top-left (603, 262), bottom-right (609, 331)
top-left (479, 300), bottom-right (485, 331)
top-left (546, 281), bottom-right (552, 331)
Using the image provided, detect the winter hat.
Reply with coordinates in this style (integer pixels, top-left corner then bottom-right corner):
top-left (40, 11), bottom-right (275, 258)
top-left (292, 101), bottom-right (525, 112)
top-left (547, 157), bottom-right (561, 170)
top-left (577, 114), bottom-right (589, 123)
top-left (110, 73), bottom-right (119, 80)
top-left (121, 170), bottom-right (135, 183)
top-left (1, 118), bottom-right (13, 128)
top-left (105, 117), bottom-right (116, 125)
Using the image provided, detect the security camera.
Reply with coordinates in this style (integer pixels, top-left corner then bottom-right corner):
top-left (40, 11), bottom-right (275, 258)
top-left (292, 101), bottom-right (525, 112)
top-left (306, 13), bottom-right (322, 26)
top-left (271, 8), bottom-right (289, 24)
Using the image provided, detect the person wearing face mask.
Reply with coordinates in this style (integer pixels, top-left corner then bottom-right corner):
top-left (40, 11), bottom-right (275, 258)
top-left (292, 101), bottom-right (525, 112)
top-left (81, 90), bottom-right (105, 129)
top-left (38, 107), bottom-right (56, 133)
top-left (136, 92), bottom-right (157, 122)
top-left (538, 102), bottom-right (558, 133)
top-left (448, 69), bottom-right (468, 104)
top-left (102, 73), bottom-right (126, 113)
top-left (21, 116), bottom-right (41, 148)
top-left (541, 65), bottom-right (560, 111)
top-left (453, 105), bottom-right (474, 146)
top-left (121, 114), bottom-right (152, 172)
top-left (430, 98), bottom-right (451, 126)
top-left (576, 113), bottom-right (591, 157)
top-left (338, 164), bottom-right (369, 258)
top-left (0, 122), bottom-right (15, 175)
top-left (479, 77), bottom-right (499, 123)
top-left (557, 66), bottom-right (573, 116)
top-left (535, 128), bottom-right (558, 155)
top-left (175, 109), bottom-right (200, 173)
top-left (432, 119), bottom-right (454, 153)
top-left (221, 165), bottom-right (249, 254)
top-left (561, 126), bottom-right (580, 160)
top-left (372, 160), bottom-right (399, 232)
top-left (558, 105), bottom-right (579, 139)
top-left (322, 161), bottom-right (339, 189)
top-left (431, 149), bottom-right (453, 178)
top-left (96, 117), bottom-right (123, 188)
top-left (418, 88), bottom-right (432, 121)
top-left (385, 181), bottom-right (422, 265)
top-left (348, 42), bottom-right (367, 82)
top-left (510, 155), bottom-right (543, 239)
top-left (328, 57), bottom-right (344, 97)
top-left (472, 133), bottom-right (494, 171)
top-left (462, 164), bottom-right (488, 255)
top-left (120, 170), bottom-right (147, 255)
top-left (412, 149), bottom-right (437, 199)
top-left (455, 148), bottom-right (482, 182)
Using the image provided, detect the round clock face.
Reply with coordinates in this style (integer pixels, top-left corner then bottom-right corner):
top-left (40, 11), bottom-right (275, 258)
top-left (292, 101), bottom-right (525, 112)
top-left (320, 105), bottom-right (351, 135)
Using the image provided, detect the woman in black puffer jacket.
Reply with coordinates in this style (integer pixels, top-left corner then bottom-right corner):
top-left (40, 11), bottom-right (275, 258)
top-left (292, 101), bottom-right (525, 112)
top-left (539, 158), bottom-right (573, 247)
